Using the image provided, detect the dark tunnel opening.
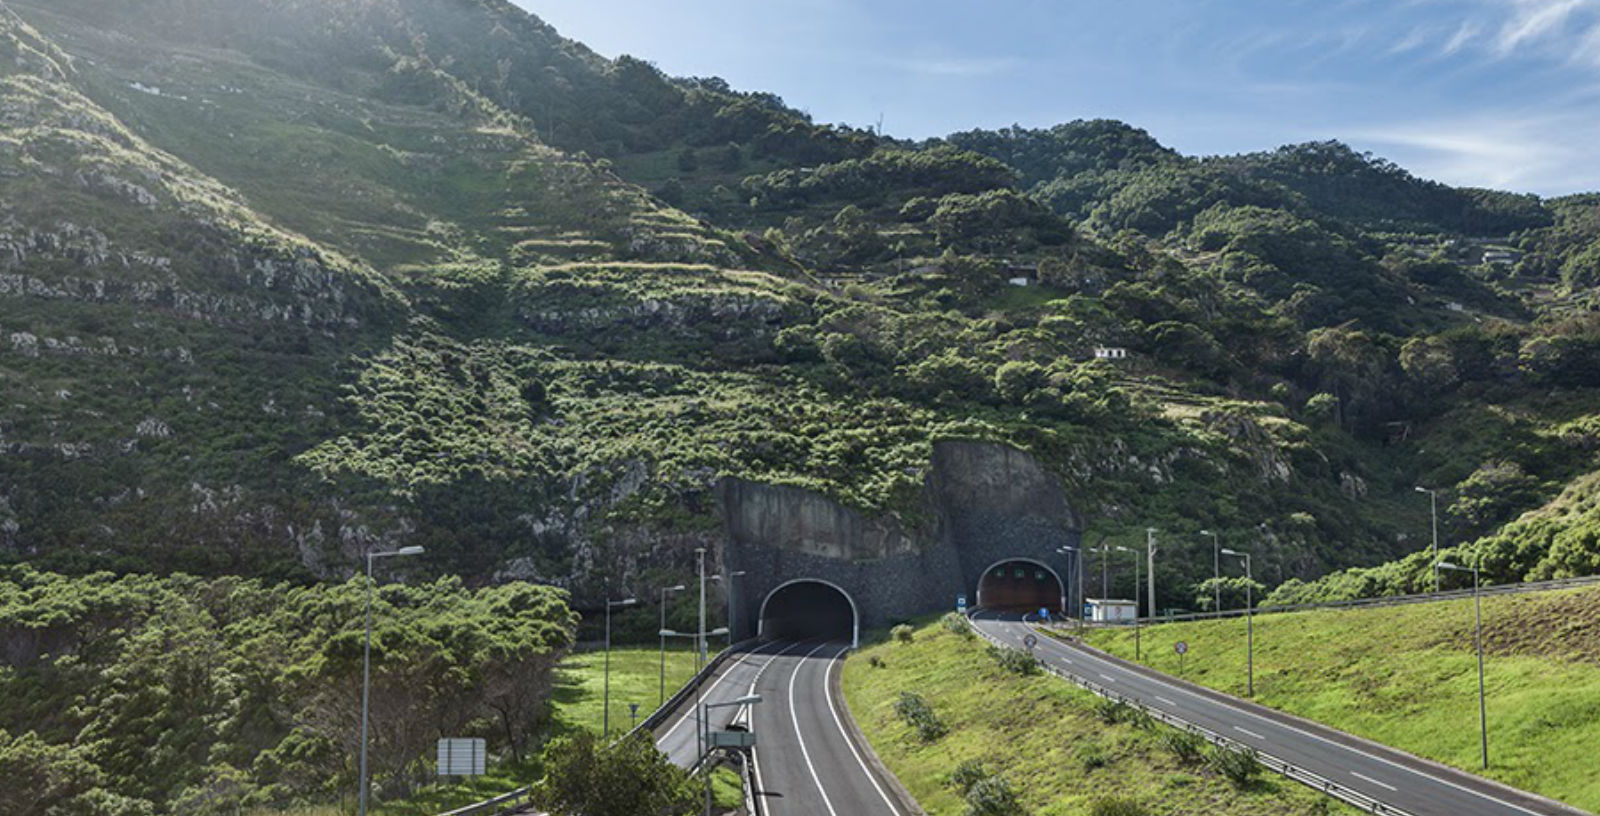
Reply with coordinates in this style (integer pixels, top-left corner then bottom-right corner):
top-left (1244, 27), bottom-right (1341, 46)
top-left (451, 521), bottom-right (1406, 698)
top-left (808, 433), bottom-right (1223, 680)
top-left (977, 560), bottom-right (1064, 612)
top-left (759, 580), bottom-right (856, 644)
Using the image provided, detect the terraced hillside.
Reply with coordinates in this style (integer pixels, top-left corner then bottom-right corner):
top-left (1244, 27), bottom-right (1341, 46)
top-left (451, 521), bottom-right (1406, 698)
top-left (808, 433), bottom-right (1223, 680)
top-left (1, 0), bottom-right (1598, 612)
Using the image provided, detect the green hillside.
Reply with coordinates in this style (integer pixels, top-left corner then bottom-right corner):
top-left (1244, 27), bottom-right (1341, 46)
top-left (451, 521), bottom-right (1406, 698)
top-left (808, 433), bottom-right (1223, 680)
top-left (1, 0), bottom-right (1598, 608)
top-left (843, 616), bottom-right (1355, 816)
top-left (1084, 585), bottom-right (1600, 811)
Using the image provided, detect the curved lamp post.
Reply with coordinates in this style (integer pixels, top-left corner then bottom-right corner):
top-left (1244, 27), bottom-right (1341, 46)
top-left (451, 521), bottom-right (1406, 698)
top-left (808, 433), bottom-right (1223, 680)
top-left (360, 545), bottom-right (424, 816)
top-left (1220, 547), bottom-right (1253, 697)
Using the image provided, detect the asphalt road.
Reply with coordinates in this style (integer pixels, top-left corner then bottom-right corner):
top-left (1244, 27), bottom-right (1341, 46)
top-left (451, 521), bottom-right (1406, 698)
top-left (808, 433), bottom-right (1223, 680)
top-left (651, 639), bottom-right (904, 816)
top-left (972, 611), bottom-right (1585, 816)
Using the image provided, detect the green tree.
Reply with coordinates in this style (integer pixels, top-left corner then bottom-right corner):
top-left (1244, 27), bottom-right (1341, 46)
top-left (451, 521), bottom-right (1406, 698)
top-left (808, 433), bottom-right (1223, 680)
top-left (533, 733), bottom-right (697, 816)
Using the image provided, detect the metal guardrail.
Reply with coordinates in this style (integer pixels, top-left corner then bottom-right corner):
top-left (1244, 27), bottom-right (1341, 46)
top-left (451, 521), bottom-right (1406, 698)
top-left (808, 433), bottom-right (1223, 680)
top-left (967, 617), bottom-right (1418, 816)
top-left (435, 786), bottom-right (536, 816)
top-left (437, 640), bottom-right (758, 816)
top-left (619, 638), bottom-right (759, 745)
top-left (1155, 572), bottom-right (1600, 626)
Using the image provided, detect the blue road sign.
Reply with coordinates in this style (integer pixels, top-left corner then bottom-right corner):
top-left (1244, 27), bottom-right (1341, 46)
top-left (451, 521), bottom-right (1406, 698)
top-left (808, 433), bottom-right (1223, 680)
top-left (1039, 607), bottom-right (1051, 622)
top-left (957, 594), bottom-right (967, 612)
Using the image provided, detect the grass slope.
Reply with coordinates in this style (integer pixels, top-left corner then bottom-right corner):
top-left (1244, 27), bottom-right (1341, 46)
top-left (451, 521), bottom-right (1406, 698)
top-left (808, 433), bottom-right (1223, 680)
top-left (1084, 585), bottom-right (1600, 812)
top-left (551, 643), bottom-right (713, 737)
top-left (842, 618), bottom-right (1352, 816)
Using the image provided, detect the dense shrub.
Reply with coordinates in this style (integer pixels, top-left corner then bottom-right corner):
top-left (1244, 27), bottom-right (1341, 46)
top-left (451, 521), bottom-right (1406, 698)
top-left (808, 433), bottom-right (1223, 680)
top-left (941, 612), bottom-right (975, 638)
top-left (1088, 796), bottom-right (1151, 816)
top-left (1076, 741), bottom-right (1108, 770)
top-left (987, 645), bottom-right (1041, 676)
top-left (1158, 729), bottom-right (1208, 764)
top-left (892, 623), bottom-right (915, 644)
top-left (893, 692), bottom-right (947, 742)
top-left (1206, 744), bottom-right (1264, 788)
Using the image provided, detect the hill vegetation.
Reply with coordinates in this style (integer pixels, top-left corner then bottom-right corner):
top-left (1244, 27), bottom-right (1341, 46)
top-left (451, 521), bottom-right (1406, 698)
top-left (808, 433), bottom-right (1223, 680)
top-left (1, 0), bottom-right (1599, 631)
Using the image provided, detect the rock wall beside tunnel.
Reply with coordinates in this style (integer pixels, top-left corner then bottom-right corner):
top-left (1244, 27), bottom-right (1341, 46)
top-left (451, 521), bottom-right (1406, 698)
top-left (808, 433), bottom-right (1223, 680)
top-left (721, 440), bottom-right (1081, 641)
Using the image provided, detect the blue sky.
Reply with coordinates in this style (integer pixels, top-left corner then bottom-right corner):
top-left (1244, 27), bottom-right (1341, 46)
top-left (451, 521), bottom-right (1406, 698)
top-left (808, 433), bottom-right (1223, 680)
top-left (517, 1), bottom-right (1600, 196)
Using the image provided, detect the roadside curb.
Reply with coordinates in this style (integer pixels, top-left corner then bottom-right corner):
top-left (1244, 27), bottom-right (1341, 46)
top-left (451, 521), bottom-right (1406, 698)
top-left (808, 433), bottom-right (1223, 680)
top-left (829, 649), bottom-right (929, 816)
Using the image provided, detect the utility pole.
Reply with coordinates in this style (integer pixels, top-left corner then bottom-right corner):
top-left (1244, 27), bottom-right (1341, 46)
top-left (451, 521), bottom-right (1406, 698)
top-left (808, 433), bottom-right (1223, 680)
top-left (1146, 528), bottom-right (1158, 619)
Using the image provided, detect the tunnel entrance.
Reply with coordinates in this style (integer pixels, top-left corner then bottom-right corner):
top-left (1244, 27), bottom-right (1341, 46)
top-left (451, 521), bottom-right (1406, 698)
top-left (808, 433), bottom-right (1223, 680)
top-left (976, 559), bottom-right (1066, 612)
top-left (758, 579), bottom-right (859, 647)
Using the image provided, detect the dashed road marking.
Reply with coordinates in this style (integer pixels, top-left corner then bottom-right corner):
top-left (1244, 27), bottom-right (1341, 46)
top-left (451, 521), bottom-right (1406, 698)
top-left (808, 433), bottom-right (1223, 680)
top-left (1352, 771), bottom-right (1399, 792)
top-left (1233, 726), bottom-right (1266, 741)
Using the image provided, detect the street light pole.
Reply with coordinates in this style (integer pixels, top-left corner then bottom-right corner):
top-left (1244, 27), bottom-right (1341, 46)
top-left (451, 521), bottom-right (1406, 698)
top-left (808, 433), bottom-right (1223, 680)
top-left (1221, 548), bottom-right (1253, 697)
top-left (1437, 561), bottom-right (1488, 770)
top-left (1115, 545), bottom-right (1141, 661)
top-left (1145, 528), bottom-right (1158, 619)
top-left (360, 545), bottom-right (424, 816)
top-left (695, 547), bottom-right (707, 762)
top-left (1417, 486), bottom-right (1440, 593)
top-left (716, 570), bottom-right (746, 646)
top-left (604, 596), bottom-right (638, 737)
top-left (659, 585), bottom-right (686, 707)
top-left (701, 694), bottom-right (762, 816)
top-left (1201, 530), bottom-right (1220, 613)
top-left (1058, 545), bottom-right (1084, 635)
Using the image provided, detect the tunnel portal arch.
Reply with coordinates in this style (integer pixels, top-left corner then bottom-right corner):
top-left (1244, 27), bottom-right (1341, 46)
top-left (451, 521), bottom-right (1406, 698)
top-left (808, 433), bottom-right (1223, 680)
top-left (757, 578), bottom-right (859, 647)
top-left (975, 557), bottom-right (1067, 613)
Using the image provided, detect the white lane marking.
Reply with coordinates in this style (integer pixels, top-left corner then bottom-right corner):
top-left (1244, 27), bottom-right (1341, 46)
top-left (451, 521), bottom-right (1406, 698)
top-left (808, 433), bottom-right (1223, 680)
top-left (1001, 621), bottom-right (1546, 816)
top-left (1234, 726), bottom-right (1266, 741)
top-left (820, 643), bottom-right (903, 816)
top-left (1099, 673), bottom-right (1117, 683)
top-left (1155, 696), bottom-right (1177, 707)
top-left (747, 641), bottom-right (817, 813)
top-left (1352, 771), bottom-right (1399, 792)
top-left (790, 640), bottom-right (841, 816)
top-left (656, 641), bottom-right (786, 749)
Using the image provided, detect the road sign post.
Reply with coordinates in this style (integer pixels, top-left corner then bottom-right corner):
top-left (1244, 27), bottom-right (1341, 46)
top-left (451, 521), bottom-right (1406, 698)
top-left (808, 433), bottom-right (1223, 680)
top-left (1174, 641), bottom-right (1188, 676)
top-left (436, 738), bottom-right (486, 777)
top-left (956, 594), bottom-right (967, 614)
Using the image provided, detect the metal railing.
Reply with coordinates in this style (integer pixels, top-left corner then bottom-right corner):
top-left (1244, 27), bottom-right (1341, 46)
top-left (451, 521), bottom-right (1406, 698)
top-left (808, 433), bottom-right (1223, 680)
top-left (435, 786), bottom-right (536, 816)
top-left (968, 617), bottom-right (1417, 816)
top-left (436, 640), bottom-right (757, 816)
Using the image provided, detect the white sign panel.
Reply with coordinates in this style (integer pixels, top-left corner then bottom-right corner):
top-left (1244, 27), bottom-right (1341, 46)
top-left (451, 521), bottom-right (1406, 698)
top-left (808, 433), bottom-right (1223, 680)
top-left (436, 738), bottom-right (486, 776)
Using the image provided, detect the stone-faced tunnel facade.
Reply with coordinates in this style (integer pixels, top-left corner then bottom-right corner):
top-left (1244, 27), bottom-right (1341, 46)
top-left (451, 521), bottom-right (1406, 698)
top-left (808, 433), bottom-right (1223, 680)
top-left (720, 440), bottom-right (1083, 643)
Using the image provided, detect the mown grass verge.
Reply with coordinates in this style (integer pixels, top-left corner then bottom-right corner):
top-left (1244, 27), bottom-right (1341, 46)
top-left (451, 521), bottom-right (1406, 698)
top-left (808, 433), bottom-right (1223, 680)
top-left (842, 616), bottom-right (1353, 816)
top-left (1083, 584), bottom-right (1600, 812)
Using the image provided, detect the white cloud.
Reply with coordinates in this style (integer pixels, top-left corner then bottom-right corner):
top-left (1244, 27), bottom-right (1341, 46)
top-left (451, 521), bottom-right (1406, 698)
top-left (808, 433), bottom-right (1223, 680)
top-left (1352, 113), bottom-right (1600, 193)
top-left (883, 55), bottom-right (1022, 78)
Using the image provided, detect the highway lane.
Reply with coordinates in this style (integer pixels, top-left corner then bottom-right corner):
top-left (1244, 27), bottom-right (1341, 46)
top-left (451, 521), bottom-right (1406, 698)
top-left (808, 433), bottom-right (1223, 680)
top-left (749, 641), bottom-right (904, 816)
top-left (973, 611), bottom-right (1583, 816)
top-left (650, 637), bottom-right (904, 815)
top-left (653, 640), bottom-right (801, 767)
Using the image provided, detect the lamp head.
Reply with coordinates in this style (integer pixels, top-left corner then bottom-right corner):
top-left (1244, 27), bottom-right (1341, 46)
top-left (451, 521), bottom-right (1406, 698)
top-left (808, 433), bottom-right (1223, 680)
top-left (1221, 548), bottom-right (1243, 556)
top-left (709, 627), bottom-right (729, 636)
top-left (667, 584), bottom-right (687, 592)
top-left (659, 628), bottom-right (679, 637)
top-left (733, 694), bottom-right (762, 705)
top-left (1437, 561), bottom-right (1460, 570)
top-left (1415, 486), bottom-right (1430, 493)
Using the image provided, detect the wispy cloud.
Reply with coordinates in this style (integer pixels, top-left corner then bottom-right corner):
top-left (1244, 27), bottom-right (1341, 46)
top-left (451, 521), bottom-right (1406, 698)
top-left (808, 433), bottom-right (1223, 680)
top-left (882, 55), bottom-right (1023, 77)
top-left (1353, 112), bottom-right (1600, 193)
